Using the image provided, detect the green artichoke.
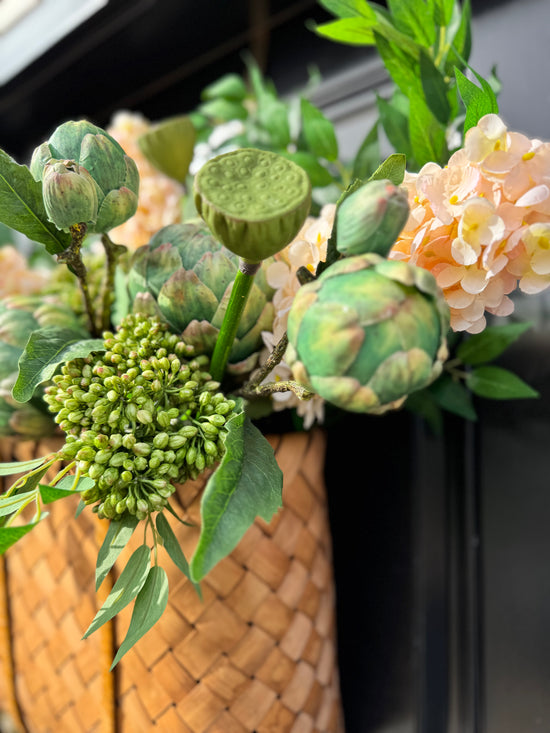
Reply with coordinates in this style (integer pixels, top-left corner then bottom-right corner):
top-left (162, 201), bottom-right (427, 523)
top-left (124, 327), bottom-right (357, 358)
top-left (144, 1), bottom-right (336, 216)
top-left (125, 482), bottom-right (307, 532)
top-left (286, 254), bottom-right (450, 414)
top-left (0, 295), bottom-right (87, 438)
top-left (30, 120), bottom-right (139, 233)
top-left (127, 221), bottom-right (275, 370)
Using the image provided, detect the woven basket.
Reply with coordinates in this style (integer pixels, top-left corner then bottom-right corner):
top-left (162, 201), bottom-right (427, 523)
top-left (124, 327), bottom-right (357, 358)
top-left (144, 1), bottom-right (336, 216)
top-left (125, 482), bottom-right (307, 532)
top-left (0, 430), bottom-right (344, 733)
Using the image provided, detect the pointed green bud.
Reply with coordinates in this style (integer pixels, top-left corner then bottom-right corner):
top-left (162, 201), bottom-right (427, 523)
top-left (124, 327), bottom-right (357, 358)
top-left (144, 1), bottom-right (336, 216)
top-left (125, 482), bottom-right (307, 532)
top-left (42, 160), bottom-right (99, 231)
top-left (336, 179), bottom-right (409, 257)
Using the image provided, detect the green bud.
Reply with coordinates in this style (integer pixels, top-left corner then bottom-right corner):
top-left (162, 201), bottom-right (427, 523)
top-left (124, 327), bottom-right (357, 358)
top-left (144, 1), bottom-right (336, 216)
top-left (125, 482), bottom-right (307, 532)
top-left (134, 456), bottom-right (148, 472)
top-left (88, 463), bottom-right (105, 480)
top-left (95, 449), bottom-right (113, 464)
top-left (122, 434), bottom-right (136, 450)
top-left (203, 439), bottom-right (218, 456)
top-left (136, 499), bottom-right (149, 514)
top-left (76, 446), bottom-right (96, 462)
top-left (153, 432), bottom-right (169, 449)
top-left (42, 160), bottom-right (99, 231)
top-left (168, 434), bottom-right (186, 450)
top-left (133, 442), bottom-right (152, 456)
top-left (136, 409), bottom-right (153, 425)
top-left (120, 471), bottom-right (133, 483)
top-left (109, 452), bottom-right (127, 467)
top-left (207, 414), bottom-right (226, 427)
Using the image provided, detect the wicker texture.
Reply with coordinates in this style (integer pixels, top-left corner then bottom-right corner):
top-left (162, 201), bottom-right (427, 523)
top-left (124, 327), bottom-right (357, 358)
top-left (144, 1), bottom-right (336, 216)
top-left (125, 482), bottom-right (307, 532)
top-left (0, 430), bottom-right (344, 733)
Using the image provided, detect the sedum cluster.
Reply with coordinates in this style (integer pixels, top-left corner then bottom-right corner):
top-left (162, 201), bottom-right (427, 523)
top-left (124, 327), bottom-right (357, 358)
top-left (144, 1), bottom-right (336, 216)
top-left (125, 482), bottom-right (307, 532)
top-left (44, 313), bottom-right (237, 520)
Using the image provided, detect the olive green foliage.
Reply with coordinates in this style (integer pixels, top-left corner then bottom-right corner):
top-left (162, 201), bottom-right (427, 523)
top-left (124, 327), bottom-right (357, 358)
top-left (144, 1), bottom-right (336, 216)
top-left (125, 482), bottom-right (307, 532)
top-left (44, 314), bottom-right (238, 520)
top-left (127, 221), bottom-right (275, 368)
top-left (286, 253), bottom-right (450, 414)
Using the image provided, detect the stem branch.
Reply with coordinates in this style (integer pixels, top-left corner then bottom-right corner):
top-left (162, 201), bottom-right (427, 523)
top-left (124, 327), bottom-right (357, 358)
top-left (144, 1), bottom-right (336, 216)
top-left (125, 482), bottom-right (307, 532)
top-left (58, 223), bottom-right (98, 335)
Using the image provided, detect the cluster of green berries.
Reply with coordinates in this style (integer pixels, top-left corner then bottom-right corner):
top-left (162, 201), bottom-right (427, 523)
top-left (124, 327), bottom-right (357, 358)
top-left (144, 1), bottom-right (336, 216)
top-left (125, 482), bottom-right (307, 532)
top-left (44, 314), bottom-right (238, 521)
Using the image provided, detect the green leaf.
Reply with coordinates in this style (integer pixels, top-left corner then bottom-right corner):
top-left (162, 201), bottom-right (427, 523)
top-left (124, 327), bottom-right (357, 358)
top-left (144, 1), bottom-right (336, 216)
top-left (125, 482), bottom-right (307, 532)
top-left (317, 0), bottom-right (376, 19)
top-left (419, 49), bottom-right (451, 124)
top-left (0, 521), bottom-right (41, 554)
top-left (314, 17), bottom-right (376, 45)
top-left (0, 489), bottom-right (38, 517)
top-left (376, 95), bottom-right (413, 161)
top-left (199, 98), bottom-right (248, 122)
top-left (408, 92), bottom-right (448, 166)
top-left (428, 373), bottom-right (477, 421)
top-left (300, 98), bottom-right (339, 162)
top-left (39, 475), bottom-right (95, 504)
top-left (156, 512), bottom-right (201, 598)
top-left (95, 513), bottom-right (139, 591)
top-left (466, 366), bottom-right (539, 400)
top-left (0, 149), bottom-right (71, 254)
top-left (386, 0), bottom-right (434, 45)
top-left (189, 412), bottom-right (283, 582)
top-left (445, 0), bottom-right (472, 70)
top-left (279, 151), bottom-right (334, 188)
top-left (368, 153), bottom-right (406, 185)
top-left (405, 389), bottom-right (444, 435)
top-left (110, 565), bottom-right (168, 669)
top-left (352, 121), bottom-right (380, 180)
top-left (430, 0), bottom-right (455, 27)
top-left (256, 96), bottom-right (291, 149)
top-left (201, 73), bottom-right (248, 101)
top-left (374, 31), bottom-right (420, 97)
top-left (84, 544), bottom-right (151, 639)
top-left (12, 328), bottom-right (104, 403)
top-left (455, 67), bottom-right (499, 133)
top-left (457, 322), bottom-right (533, 366)
top-left (0, 455), bottom-right (49, 476)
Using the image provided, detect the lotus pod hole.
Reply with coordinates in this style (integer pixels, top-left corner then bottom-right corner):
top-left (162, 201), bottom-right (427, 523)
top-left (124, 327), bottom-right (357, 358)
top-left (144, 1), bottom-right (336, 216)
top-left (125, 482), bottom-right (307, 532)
top-left (193, 148), bottom-right (311, 262)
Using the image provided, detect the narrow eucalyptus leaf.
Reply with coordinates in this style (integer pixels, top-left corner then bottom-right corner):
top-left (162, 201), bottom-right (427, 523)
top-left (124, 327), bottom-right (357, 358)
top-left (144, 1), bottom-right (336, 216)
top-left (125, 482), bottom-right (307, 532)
top-left (110, 565), bottom-right (169, 669)
top-left (95, 513), bottom-right (139, 591)
top-left (0, 489), bottom-right (38, 517)
top-left (0, 521), bottom-right (40, 554)
top-left (156, 513), bottom-right (202, 599)
top-left (84, 544), bottom-right (151, 639)
top-left (0, 456), bottom-right (49, 476)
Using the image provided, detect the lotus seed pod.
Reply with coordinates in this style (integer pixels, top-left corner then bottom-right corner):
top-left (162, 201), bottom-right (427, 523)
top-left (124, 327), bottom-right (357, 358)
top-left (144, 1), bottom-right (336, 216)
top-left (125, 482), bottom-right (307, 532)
top-left (42, 161), bottom-right (99, 231)
top-left (286, 253), bottom-right (450, 414)
top-left (137, 115), bottom-right (196, 182)
top-left (194, 148), bottom-right (311, 263)
top-left (336, 179), bottom-right (410, 257)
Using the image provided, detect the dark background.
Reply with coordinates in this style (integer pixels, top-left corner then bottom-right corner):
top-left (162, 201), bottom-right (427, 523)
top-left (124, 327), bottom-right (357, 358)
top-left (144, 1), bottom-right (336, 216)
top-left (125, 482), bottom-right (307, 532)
top-left (2, 1), bottom-right (549, 731)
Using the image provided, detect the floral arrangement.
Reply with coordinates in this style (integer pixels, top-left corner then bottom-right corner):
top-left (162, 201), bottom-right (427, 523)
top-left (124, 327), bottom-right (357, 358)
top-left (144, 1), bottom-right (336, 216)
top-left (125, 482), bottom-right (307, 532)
top-left (0, 0), bottom-right (544, 667)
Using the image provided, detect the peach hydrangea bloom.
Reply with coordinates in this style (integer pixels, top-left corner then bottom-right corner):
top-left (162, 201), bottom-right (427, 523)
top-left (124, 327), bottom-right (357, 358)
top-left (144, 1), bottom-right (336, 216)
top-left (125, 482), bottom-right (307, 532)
top-left (260, 204), bottom-right (336, 428)
top-left (1, 245), bottom-right (49, 298)
top-left (390, 113), bottom-right (550, 333)
top-left (107, 112), bottom-right (184, 249)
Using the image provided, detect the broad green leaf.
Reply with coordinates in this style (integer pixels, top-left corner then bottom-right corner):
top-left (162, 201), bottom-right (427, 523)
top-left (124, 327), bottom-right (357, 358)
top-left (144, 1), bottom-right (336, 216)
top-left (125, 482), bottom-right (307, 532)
top-left (256, 96), bottom-right (291, 149)
top-left (352, 121), bottom-right (380, 180)
top-left (317, 0), bottom-right (376, 19)
top-left (199, 97), bottom-right (248, 122)
top-left (428, 373), bottom-right (477, 421)
top-left (368, 153), bottom-right (406, 185)
top-left (419, 49), bottom-right (451, 124)
top-left (455, 67), bottom-right (498, 133)
top-left (430, 0), bottom-right (455, 27)
top-left (374, 31), bottom-right (421, 97)
top-left (0, 342), bottom-right (22, 381)
top-left (0, 489), bottom-right (38, 517)
top-left (156, 512), bottom-right (201, 599)
top-left (457, 322), bottom-right (533, 366)
top-left (300, 98), bottom-right (339, 162)
top-left (12, 328), bottom-right (104, 403)
top-left (0, 456), bottom-right (49, 476)
top-left (408, 92), bottom-right (448, 166)
top-left (0, 521), bottom-right (41, 554)
top-left (95, 513), bottom-right (139, 591)
top-left (39, 475), bottom-right (95, 504)
top-left (201, 73), bottom-right (248, 101)
top-left (189, 412), bottom-right (283, 582)
top-left (314, 17), bottom-right (376, 46)
top-left (279, 151), bottom-right (334, 188)
top-left (405, 389), bottom-right (444, 436)
top-left (369, 7), bottom-right (422, 58)
top-left (387, 0), bottom-right (434, 45)
top-left (84, 544), bottom-right (151, 639)
top-left (466, 366), bottom-right (539, 400)
top-left (0, 150), bottom-right (70, 254)
top-left (376, 95), bottom-right (413, 161)
top-left (111, 565), bottom-right (168, 669)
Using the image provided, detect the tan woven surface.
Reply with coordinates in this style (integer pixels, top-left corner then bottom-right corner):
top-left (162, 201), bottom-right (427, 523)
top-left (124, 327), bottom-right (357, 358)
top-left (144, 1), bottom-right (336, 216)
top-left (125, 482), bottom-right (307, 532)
top-left (0, 430), bottom-right (344, 733)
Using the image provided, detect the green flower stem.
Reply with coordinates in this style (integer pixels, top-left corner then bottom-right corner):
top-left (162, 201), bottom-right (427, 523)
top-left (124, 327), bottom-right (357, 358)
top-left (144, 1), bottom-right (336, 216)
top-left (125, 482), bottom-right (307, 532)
top-left (101, 234), bottom-right (128, 331)
top-left (59, 223), bottom-right (98, 336)
top-left (209, 259), bottom-right (260, 381)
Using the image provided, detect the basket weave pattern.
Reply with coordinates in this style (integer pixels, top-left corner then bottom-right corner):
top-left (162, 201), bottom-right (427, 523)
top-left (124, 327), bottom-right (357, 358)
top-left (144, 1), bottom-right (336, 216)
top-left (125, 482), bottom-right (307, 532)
top-left (0, 430), bottom-right (344, 733)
